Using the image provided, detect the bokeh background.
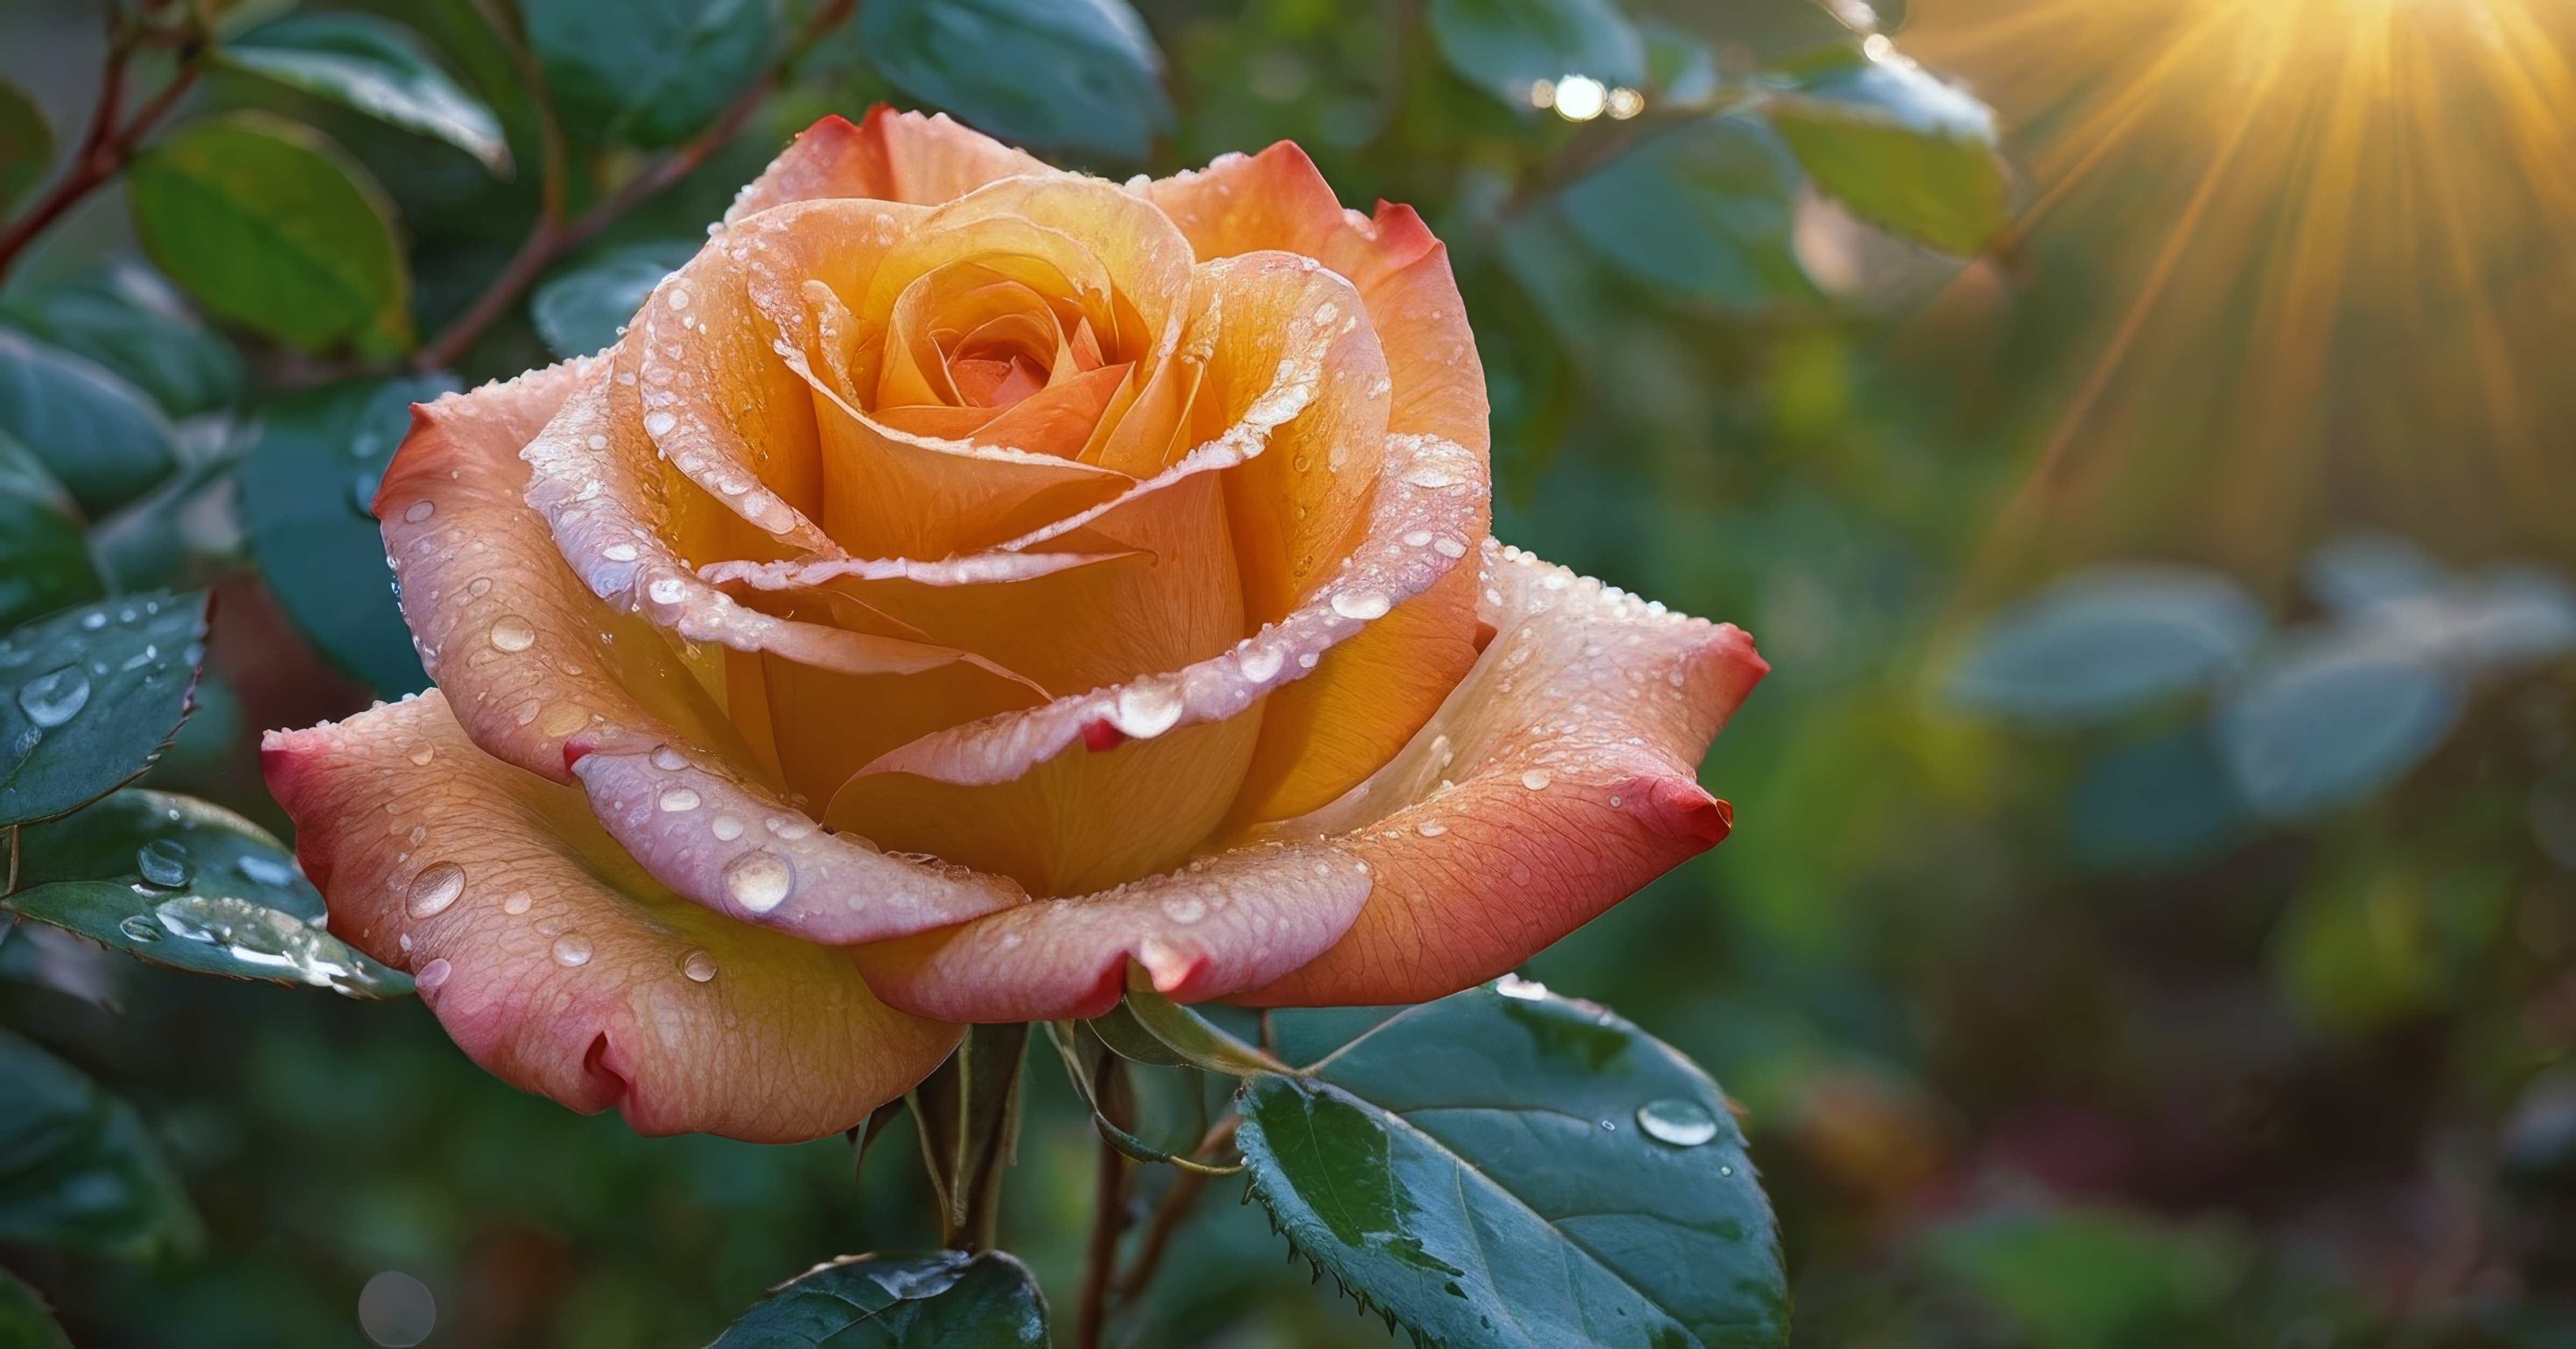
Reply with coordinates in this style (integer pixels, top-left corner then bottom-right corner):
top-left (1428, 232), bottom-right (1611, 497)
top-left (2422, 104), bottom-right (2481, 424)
top-left (5, 0), bottom-right (2576, 1344)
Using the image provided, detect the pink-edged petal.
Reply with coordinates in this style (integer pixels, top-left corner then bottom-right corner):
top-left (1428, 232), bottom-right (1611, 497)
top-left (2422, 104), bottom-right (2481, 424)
top-left (1234, 542), bottom-right (1768, 1006)
top-left (565, 736), bottom-right (1024, 944)
top-left (699, 550), bottom-right (1131, 591)
top-left (725, 108), bottom-right (1055, 222)
top-left (261, 692), bottom-right (959, 1143)
top-left (858, 430), bottom-right (1486, 786)
top-left (850, 841), bottom-right (1373, 1022)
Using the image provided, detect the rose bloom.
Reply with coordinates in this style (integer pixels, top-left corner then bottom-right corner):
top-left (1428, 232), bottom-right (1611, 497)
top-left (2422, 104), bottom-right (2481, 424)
top-left (263, 110), bottom-right (1766, 1142)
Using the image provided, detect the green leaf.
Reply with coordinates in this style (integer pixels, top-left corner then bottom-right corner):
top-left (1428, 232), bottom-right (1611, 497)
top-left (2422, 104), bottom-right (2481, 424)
top-left (0, 326), bottom-right (177, 516)
top-left (0, 81), bottom-right (50, 210)
top-left (219, 13), bottom-right (512, 175)
top-left (907, 1024), bottom-right (1029, 1250)
top-left (0, 592), bottom-right (209, 827)
top-left (0, 433), bottom-right (104, 631)
top-left (522, 0), bottom-right (775, 149)
top-left (239, 374), bottom-right (454, 696)
top-left (0, 1027), bottom-right (200, 1258)
top-left (6, 789), bottom-right (412, 998)
top-left (1236, 980), bottom-right (1786, 1349)
top-left (530, 240), bottom-right (695, 360)
top-left (860, 0), bottom-right (1173, 160)
top-left (2217, 636), bottom-right (2461, 820)
top-left (0, 1266), bottom-right (74, 1349)
top-left (710, 1250), bottom-right (1049, 1348)
top-left (1558, 114), bottom-right (1814, 310)
top-left (1764, 44), bottom-right (2011, 256)
top-left (1942, 565), bottom-right (2268, 726)
top-left (1109, 987), bottom-right (1288, 1076)
top-left (1427, 0), bottom-right (1645, 105)
top-left (0, 264), bottom-right (247, 417)
top-left (125, 113), bottom-right (413, 356)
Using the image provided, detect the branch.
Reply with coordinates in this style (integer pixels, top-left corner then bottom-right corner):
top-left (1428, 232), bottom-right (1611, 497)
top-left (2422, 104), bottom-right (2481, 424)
top-left (0, 13), bottom-right (200, 282)
top-left (1112, 1115), bottom-right (1241, 1306)
top-left (1076, 1049), bottom-right (1134, 1349)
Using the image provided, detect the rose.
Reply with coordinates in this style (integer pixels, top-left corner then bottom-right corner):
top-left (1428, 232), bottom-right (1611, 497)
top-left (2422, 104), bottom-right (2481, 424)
top-left (262, 109), bottom-right (1766, 1143)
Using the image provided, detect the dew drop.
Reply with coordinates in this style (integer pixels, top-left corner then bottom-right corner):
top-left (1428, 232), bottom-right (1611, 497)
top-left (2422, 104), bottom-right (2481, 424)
top-left (502, 891), bottom-right (533, 916)
top-left (724, 851), bottom-right (794, 913)
top-left (136, 838), bottom-right (191, 888)
top-left (1521, 769), bottom-right (1552, 791)
top-left (415, 958), bottom-right (452, 994)
top-left (488, 615), bottom-right (537, 652)
top-left (118, 914), bottom-right (162, 942)
top-left (402, 500), bottom-right (435, 523)
top-left (602, 543), bottom-right (640, 563)
top-left (1433, 537), bottom-right (1468, 559)
top-left (682, 948), bottom-right (719, 982)
top-left (1402, 530), bottom-right (1434, 547)
top-left (408, 863), bottom-right (466, 918)
top-left (647, 577), bottom-right (688, 605)
top-left (1112, 678), bottom-right (1185, 739)
top-left (1494, 973), bottom-right (1548, 1000)
top-left (237, 854), bottom-right (296, 888)
top-left (551, 933), bottom-right (593, 967)
top-left (658, 786), bottom-right (701, 812)
top-left (1331, 590), bottom-right (1391, 621)
top-left (79, 612), bottom-right (107, 630)
top-left (643, 411), bottom-right (678, 438)
top-left (1415, 820), bottom-right (1448, 838)
top-left (1636, 1098), bottom-right (1720, 1148)
top-left (1238, 643), bottom-right (1284, 682)
top-left (18, 665), bottom-right (90, 727)
top-left (1402, 466), bottom-right (1461, 489)
top-left (650, 744), bottom-right (690, 770)
top-left (711, 814), bottom-right (745, 841)
top-left (1161, 894), bottom-right (1208, 924)
top-left (408, 745), bottom-right (435, 766)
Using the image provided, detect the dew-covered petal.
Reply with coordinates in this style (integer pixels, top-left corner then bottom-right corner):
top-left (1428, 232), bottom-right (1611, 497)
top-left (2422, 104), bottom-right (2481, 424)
top-left (565, 733), bottom-right (1024, 943)
top-left (261, 692), bottom-right (959, 1143)
top-left (851, 840), bottom-right (1372, 1022)
top-left (801, 388), bottom-right (1135, 559)
top-left (1234, 542), bottom-right (1767, 1007)
top-left (377, 360), bottom-right (769, 785)
top-left (726, 108), bottom-right (1055, 222)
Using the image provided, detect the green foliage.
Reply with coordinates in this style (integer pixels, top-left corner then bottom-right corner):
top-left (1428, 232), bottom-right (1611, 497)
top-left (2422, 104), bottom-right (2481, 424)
top-left (0, 325), bottom-right (176, 516)
top-left (125, 114), bottom-right (413, 357)
top-left (0, 1027), bottom-right (200, 1259)
top-left (238, 374), bottom-right (454, 696)
top-left (0, 265), bottom-right (247, 418)
top-left (708, 1251), bottom-right (1049, 1347)
top-left (1554, 116), bottom-right (1814, 311)
top-left (530, 240), bottom-right (696, 359)
top-left (6, 790), bottom-right (411, 999)
top-left (1941, 565), bottom-right (2268, 725)
top-left (521, 0), bottom-right (775, 149)
top-left (216, 13), bottom-right (513, 176)
top-left (0, 433), bottom-right (103, 631)
top-left (1920, 1210), bottom-right (2245, 1349)
top-left (1233, 983), bottom-right (1785, 1348)
top-left (860, 0), bottom-right (1173, 160)
top-left (0, 592), bottom-right (208, 827)
top-left (0, 1268), bottom-right (72, 1349)
top-left (1427, 0), bottom-right (1645, 103)
top-left (1765, 44), bottom-right (2012, 256)
top-left (0, 80), bottom-right (50, 211)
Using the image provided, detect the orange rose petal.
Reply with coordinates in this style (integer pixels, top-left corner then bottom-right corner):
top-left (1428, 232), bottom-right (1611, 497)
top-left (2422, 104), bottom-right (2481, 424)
top-left (700, 549), bottom-right (1132, 591)
top-left (379, 360), bottom-right (768, 785)
top-left (1233, 543), bottom-right (1767, 1006)
top-left (564, 734), bottom-right (1024, 944)
top-left (724, 108), bottom-right (1055, 221)
top-left (1146, 141), bottom-right (1442, 296)
top-left (804, 394), bottom-right (1136, 558)
top-left (755, 652), bottom-right (1041, 811)
top-left (858, 430), bottom-right (1485, 786)
top-left (849, 839), bottom-right (1373, 1022)
top-left (261, 693), bottom-right (960, 1143)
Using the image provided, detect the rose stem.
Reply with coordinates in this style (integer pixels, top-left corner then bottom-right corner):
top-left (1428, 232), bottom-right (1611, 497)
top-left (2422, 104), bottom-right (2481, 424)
top-left (0, 2), bottom-right (203, 283)
top-left (1076, 1046), bottom-right (1136, 1349)
top-left (1110, 1115), bottom-right (1242, 1306)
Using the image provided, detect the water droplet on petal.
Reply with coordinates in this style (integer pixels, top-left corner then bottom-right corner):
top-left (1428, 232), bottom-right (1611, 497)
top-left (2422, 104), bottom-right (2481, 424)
top-left (408, 744), bottom-right (435, 766)
top-left (408, 863), bottom-right (465, 918)
top-left (1433, 537), bottom-right (1468, 559)
top-left (502, 891), bottom-right (532, 915)
top-left (724, 852), bottom-right (793, 913)
top-left (1161, 894), bottom-right (1208, 924)
top-left (1521, 769), bottom-right (1552, 791)
top-left (602, 543), bottom-right (639, 563)
top-left (1112, 678), bottom-right (1185, 739)
top-left (402, 500), bottom-right (435, 523)
top-left (551, 933), bottom-right (593, 967)
top-left (415, 958), bottom-right (452, 994)
top-left (18, 665), bottom-right (90, 727)
top-left (643, 411), bottom-right (678, 438)
top-left (711, 814), bottom-right (744, 841)
top-left (682, 948), bottom-right (719, 982)
top-left (658, 786), bottom-right (700, 812)
top-left (136, 838), bottom-right (191, 888)
top-left (1415, 820), bottom-right (1448, 838)
top-left (1636, 1098), bottom-right (1721, 1147)
top-left (1494, 973), bottom-right (1548, 1000)
top-left (1331, 591), bottom-right (1391, 621)
top-left (488, 615), bottom-right (537, 652)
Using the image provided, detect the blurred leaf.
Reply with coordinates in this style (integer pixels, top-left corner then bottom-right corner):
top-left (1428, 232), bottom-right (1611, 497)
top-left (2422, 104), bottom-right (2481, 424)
top-left (0, 326), bottom-right (177, 516)
top-left (217, 14), bottom-right (513, 175)
top-left (529, 240), bottom-right (694, 359)
top-left (1922, 1209), bottom-right (2243, 1349)
top-left (2064, 722), bottom-right (2249, 875)
top-left (1, 265), bottom-right (247, 418)
top-left (1427, 0), bottom-right (1645, 105)
top-left (522, 0), bottom-right (775, 149)
top-left (0, 592), bottom-right (209, 827)
top-left (1557, 114), bottom-right (1815, 310)
top-left (710, 1250), bottom-right (1048, 1347)
top-left (125, 113), bottom-right (413, 356)
top-left (0, 1266), bottom-right (73, 1349)
top-left (2217, 637), bottom-right (2461, 820)
top-left (89, 453), bottom-right (244, 593)
top-left (0, 81), bottom-right (50, 210)
top-left (0, 433), bottom-right (104, 631)
top-left (239, 374), bottom-right (453, 695)
top-left (6, 789), bottom-right (411, 998)
top-left (1643, 20), bottom-right (1720, 103)
top-left (2302, 532), bottom-right (2447, 617)
top-left (1943, 565), bottom-right (2267, 725)
top-left (0, 1027), bottom-right (199, 1259)
top-left (861, 0), bottom-right (1172, 160)
top-left (2271, 859), bottom-right (2508, 1031)
top-left (1235, 980), bottom-right (1786, 1348)
top-left (1765, 44), bottom-right (2010, 256)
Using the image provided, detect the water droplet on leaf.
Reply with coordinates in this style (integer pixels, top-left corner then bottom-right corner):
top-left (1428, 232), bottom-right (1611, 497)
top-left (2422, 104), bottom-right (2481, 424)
top-left (135, 839), bottom-right (191, 888)
top-left (1636, 1098), bottom-right (1721, 1147)
top-left (18, 665), bottom-right (90, 727)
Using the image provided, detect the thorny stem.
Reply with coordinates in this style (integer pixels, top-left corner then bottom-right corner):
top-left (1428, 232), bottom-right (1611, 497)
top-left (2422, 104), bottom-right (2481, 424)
top-left (1076, 1050), bottom-right (1134, 1349)
top-left (412, 0), bottom-right (856, 373)
top-left (0, 5), bottom-right (203, 283)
